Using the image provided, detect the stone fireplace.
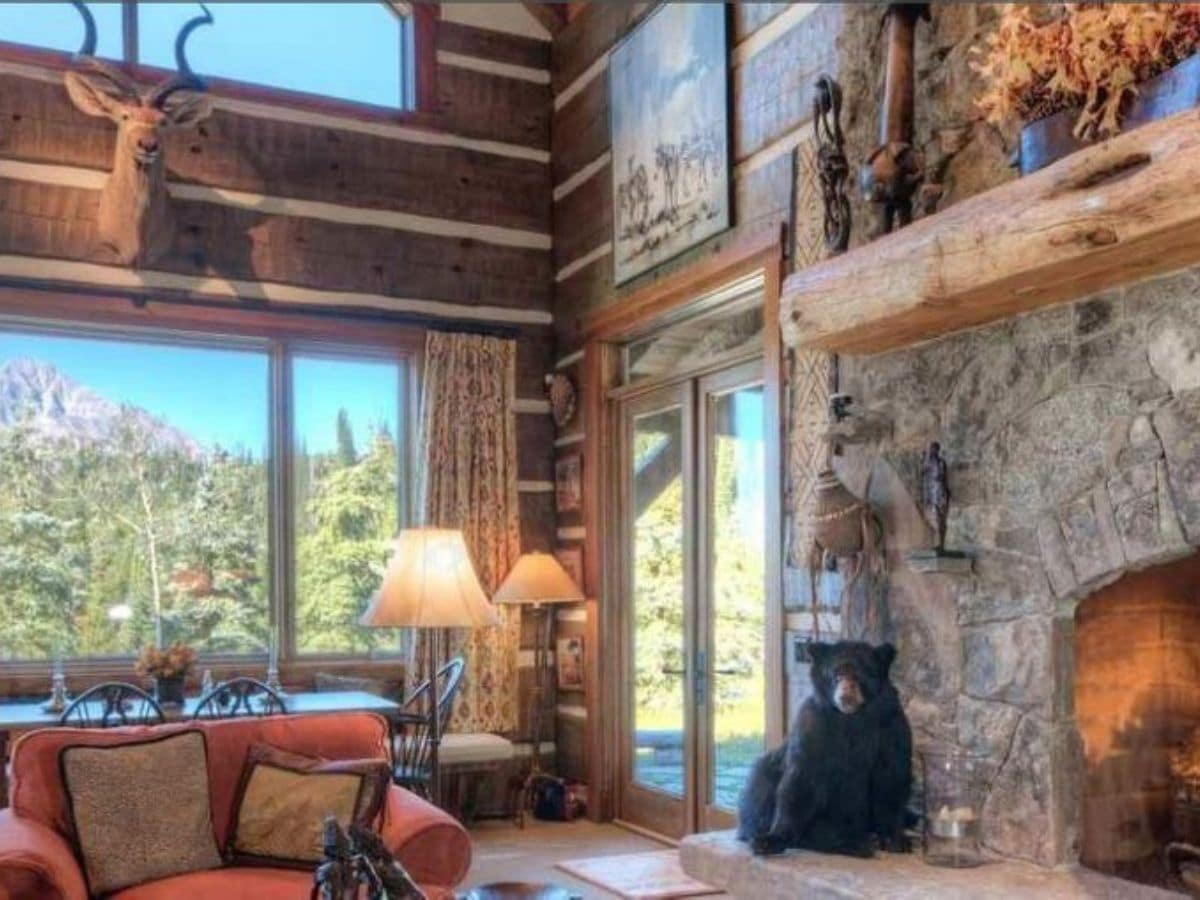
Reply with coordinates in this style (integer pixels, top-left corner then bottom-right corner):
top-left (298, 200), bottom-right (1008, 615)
top-left (681, 265), bottom-right (1200, 899)
top-left (794, 264), bottom-right (1200, 875)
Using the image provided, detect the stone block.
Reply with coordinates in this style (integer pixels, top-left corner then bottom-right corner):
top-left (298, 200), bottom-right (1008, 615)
top-left (1074, 295), bottom-right (1119, 337)
top-left (981, 715), bottom-right (1055, 865)
top-left (1107, 460), bottom-right (1191, 568)
top-left (1154, 391), bottom-right (1200, 544)
top-left (962, 617), bottom-right (1051, 709)
top-left (1112, 493), bottom-right (1162, 565)
top-left (678, 830), bottom-right (1179, 899)
top-left (1106, 461), bottom-right (1156, 508)
top-left (956, 696), bottom-right (1022, 761)
top-left (1000, 386), bottom-right (1131, 512)
top-left (1072, 321), bottom-right (1151, 388)
top-left (1148, 313), bottom-right (1200, 395)
top-left (957, 556), bottom-right (1052, 627)
top-left (1058, 485), bottom-right (1124, 587)
top-left (1036, 516), bottom-right (1077, 599)
top-left (1119, 415), bottom-right (1165, 469)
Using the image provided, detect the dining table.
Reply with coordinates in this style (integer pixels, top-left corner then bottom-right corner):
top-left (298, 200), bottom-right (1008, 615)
top-left (0, 689), bottom-right (401, 807)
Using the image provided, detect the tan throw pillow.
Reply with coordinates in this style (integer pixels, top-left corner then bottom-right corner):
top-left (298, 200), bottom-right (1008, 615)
top-left (60, 730), bottom-right (223, 896)
top-left (229, 744), bottom-right (389, 867)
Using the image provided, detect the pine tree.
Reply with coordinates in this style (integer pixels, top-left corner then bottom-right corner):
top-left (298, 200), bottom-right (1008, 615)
top-left (336, 409), bottom-right (358, 467)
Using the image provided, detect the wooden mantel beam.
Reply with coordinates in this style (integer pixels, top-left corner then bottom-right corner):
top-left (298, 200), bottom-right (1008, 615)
top-left (781, 107), bottom-right (1200, 355)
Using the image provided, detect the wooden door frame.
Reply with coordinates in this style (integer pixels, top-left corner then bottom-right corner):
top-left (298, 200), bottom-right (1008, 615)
top-left (579, 225), bottom-right (787, 825)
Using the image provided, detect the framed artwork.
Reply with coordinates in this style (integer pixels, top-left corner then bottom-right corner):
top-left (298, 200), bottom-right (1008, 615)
top-left (556, 636), bottom-right (585, 691)
top-left (555, 453), bottom-right (582, 513)
top-left (609, 2), bottom-right (731, 285)
top-left (555, 546), bottom-right (584, 592)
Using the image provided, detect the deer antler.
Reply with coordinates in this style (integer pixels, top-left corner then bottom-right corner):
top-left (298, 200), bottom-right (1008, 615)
top-left (69, 0), bottom-right (138, 100)
top-left (71, 0), bottom-right (96, 56)
top-left (147, 3), bottom-right (214, 109)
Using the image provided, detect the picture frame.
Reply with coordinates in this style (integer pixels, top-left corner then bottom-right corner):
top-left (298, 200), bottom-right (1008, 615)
top-left (556, 636), bottom-right (585, 691)
top-left (555, 546), bottom-right (584, 592)
top-left (609, 2), bottom-right (731, 285)
top-left (555, 453), bottom-right (582, 514)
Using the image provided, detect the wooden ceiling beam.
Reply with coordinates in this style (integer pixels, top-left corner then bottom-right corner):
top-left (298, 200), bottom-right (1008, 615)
top-left (521, 1), bottom-right (568, 37)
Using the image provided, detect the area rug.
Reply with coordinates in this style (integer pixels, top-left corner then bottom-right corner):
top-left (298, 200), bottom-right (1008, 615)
top-left (555, 850), bottom-right (720, 899)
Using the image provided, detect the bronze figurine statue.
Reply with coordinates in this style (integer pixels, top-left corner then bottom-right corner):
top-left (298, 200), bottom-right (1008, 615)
top-left (311, 817), bottom-right (426, 900)
top-left (813, 74), bottom-right (851, 255)
top-left (859, 3), bottom-right (929, 236)
top-left (920, 441), bottom-right (950, 553)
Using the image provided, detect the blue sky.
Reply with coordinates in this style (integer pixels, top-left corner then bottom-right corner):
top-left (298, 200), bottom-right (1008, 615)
top-left (0, 331), bottom-right (399, 458)
top-left (0, 2), bottom-right (404, 107)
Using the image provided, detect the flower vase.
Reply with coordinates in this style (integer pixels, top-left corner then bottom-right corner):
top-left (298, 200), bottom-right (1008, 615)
top-left (1019, 53), bottom-right (1200, 175)
top-left (154, 675), bottom-right (186, 706)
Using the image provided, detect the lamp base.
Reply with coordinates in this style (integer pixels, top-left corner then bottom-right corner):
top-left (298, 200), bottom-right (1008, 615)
top-left (511, 603), bottom-right (556, 829)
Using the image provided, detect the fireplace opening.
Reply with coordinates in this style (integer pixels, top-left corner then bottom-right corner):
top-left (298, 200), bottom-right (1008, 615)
top-left (1075, 552), bottom-right (1200, 889)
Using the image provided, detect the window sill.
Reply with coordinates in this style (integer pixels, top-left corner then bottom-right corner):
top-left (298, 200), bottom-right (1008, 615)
top-left (0, 656), bottom-right (409, 702)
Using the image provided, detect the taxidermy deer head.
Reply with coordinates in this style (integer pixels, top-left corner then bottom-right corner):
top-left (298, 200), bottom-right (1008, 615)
top-left (63, 1), bottom-right (214, 267)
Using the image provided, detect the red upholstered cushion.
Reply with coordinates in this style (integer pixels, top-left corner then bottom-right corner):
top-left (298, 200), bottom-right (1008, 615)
top-left (9, 713), bottom-right (390, 847)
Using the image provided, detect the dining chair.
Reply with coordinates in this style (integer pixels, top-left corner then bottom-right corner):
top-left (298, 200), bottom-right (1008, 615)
top-left (393, 657), bottom-right (465, 799)
top-left (59, 682), bottom-right (166, 728)
top-left (190, 676), bottom-right (288, 719)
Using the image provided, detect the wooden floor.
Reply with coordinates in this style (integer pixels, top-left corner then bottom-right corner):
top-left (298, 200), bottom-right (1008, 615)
top-left (463, 818), bottom-right (691, 898)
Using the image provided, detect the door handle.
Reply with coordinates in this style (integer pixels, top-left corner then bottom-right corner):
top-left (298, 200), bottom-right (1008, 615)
top-left (711, 668), bottom-right (745, 676)
top-left (660, 667), bottom-right (688, 676)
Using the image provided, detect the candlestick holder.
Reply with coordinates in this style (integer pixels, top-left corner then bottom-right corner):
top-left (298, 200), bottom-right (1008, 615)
top-left (265, 633), bottom-right (286, 697)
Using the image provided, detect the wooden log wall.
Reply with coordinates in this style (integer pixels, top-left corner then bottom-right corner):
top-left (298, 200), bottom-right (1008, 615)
top-left (547, 2), bottom-right (846, 796)
top-left (0, 10), bottom-right (560, 755)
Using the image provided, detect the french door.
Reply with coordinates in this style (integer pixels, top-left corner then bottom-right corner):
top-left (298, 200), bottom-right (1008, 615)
top-left (616, 359), bottom-right (767, 837)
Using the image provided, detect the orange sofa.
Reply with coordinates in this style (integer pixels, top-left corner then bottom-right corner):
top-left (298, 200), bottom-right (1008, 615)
top-left (0, 712), bottom-right (471, 899)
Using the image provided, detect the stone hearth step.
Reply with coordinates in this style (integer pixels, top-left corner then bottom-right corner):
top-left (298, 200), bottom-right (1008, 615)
top-left (679, 831), bottom-right (1183, 899)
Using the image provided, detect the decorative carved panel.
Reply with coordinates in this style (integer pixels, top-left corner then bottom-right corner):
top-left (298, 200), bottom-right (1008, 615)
top-left (787, 134), bottom-right (837, 569)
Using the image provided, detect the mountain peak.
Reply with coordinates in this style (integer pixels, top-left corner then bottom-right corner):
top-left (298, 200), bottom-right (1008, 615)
top-left (0, 357), bottom-right (199, 456)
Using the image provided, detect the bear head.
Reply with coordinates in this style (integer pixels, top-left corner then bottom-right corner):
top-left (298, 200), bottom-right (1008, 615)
top-left (808, 641), bottom-right (897, 715)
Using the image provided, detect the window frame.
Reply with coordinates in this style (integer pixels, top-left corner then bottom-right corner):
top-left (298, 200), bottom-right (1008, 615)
top-left (0, 285), bottom-right (422, 684)
top-left (0, 0), bottom-right (438, 123)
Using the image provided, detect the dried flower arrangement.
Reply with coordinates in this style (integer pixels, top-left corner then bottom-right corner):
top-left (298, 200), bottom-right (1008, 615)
top-left (135, 642), bottom-right (197, 680)
top-left (974, 3), bottom-right (1200, 140)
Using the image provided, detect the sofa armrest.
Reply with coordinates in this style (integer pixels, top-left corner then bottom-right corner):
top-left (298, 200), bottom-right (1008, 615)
top-left (380, 785), bottom-right (471, 889)
top-left (0, 810), bottom-right (87, 900)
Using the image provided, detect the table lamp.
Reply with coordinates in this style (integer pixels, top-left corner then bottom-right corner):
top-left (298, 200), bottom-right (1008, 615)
top-left (493, 551), bottom-right (585, 824)
top-left (360, 527), bottom-right (499, 804)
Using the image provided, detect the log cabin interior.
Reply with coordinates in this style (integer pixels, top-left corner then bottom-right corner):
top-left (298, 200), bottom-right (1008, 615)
top-left (0, 2), bottom-right (1199, 899)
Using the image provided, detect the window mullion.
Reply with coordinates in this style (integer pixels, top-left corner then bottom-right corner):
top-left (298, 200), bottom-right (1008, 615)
top-left (270, 343), bottom-right (295, 664)
top-left (122, 0), bottom-right (137, 68)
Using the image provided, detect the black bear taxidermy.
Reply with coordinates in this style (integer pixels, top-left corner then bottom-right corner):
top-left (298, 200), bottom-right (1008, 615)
top-left (737, 641), bottom-right (911, 857)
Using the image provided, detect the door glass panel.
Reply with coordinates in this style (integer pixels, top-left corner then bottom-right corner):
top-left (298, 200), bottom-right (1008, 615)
top-left (631, 404), bottom-right (686, 797)
top-left (708, 384), bottom-right (766, 810)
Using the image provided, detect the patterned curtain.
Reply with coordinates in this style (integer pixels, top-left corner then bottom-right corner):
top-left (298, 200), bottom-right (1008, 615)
top-left (414, 330), bottom-right (521, 733)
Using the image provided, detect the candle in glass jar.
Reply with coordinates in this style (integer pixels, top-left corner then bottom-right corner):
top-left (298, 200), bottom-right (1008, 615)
top-left (930, 805), bottom-right (977, 838)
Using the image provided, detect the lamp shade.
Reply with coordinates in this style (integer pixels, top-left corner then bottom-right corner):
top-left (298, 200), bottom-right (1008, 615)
top-left (359, 528), bottom-right (500, 629)
top-left (493, 552), bottom-right (585, 606)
